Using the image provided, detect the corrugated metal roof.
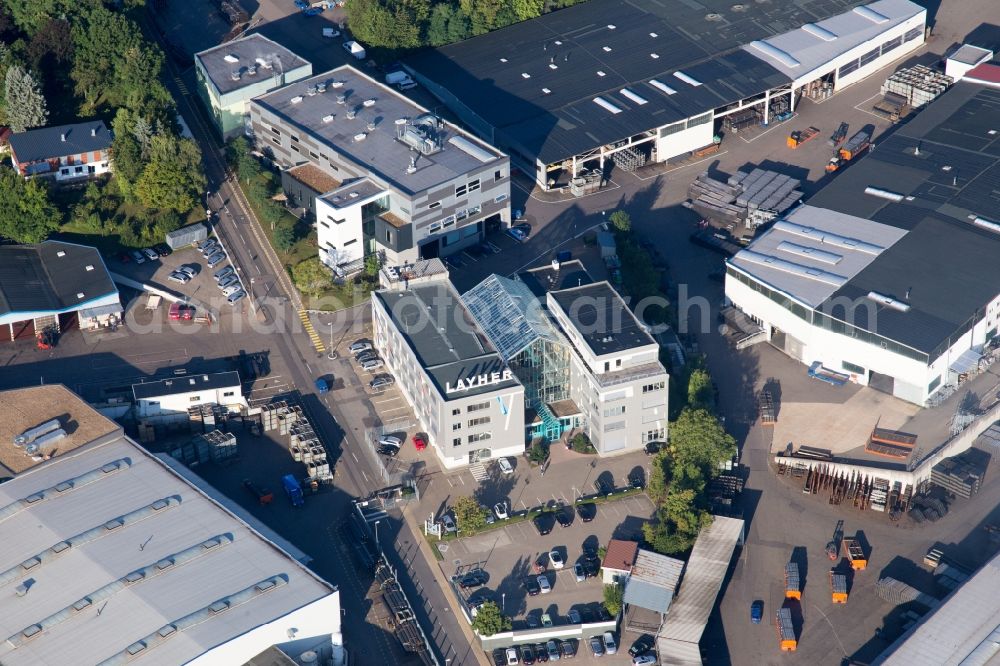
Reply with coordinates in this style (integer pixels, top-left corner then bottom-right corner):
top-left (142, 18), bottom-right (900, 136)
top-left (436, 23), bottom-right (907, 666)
top-left (0, 436), bottom-right (333, 666)
top-left (658, 516), bottom-right (744, 646)
top-left (624, 550), bottom-right (684, 614)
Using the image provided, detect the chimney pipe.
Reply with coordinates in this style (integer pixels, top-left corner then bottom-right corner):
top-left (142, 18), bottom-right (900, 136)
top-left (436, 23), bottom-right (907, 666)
top-left (91, 127), bottom-right (96, 137)
top-left (60, 133), bottom-right (66, 142)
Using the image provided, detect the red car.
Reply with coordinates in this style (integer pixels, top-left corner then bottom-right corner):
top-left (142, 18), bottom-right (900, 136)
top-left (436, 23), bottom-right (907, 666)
top-left (412, 433), bottom-right (428, 451)
top-left (168, 302), bottom-right (196, 320)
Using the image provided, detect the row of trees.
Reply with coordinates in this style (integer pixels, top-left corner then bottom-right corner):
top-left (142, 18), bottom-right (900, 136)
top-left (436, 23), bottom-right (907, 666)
top-left (347, 0), bottom-right (588, 51)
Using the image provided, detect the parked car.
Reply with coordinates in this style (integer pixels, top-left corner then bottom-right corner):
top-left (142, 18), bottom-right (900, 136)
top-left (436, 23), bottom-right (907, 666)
top-left (142, 248), bottom-right (159, 261)
top-left (216, 275), bottom-right (238, 290)
top-left (594, 478), bottom-right (614, 495)
top-left (117, 250), bottom-right (131, 263)
top-left (370, 375), bottom-right (395, 390)
top-left (537, 574), bottom-right (551, 594)
top-left (568, 609), bottom-right (581, 624)
top-left (130, 250), bottom-right (147, 264)
top-left (497, 457), bottom-right (514, 474)
top-left (629, 636), bottom-right (654, 658)
top-left (494, 501), bottom-right (509, 520)
top-left (482, 505), bottom-right (496, 525)
top-left (520, 644), bottom-right (535, 665)
top-left (355, 350), bottom-right (379, 363)
top-left (198, 238), bottom-right (217, 251)
top-left (377, 443), bottom-right (400, 457)
top-left (222, 284), bottom-right (242, 297)
top-left (584, 559), bottom-right (599, 578)
top-left (632, 655), bottom-right (656, 665)
top-left (154, 244), bottom-right (172, 257)
top-left (533, 514), bottom-right (553, 536)
top-left (214, 265), bottom-right (234, 281)
top-left (379, 435), bottom-right (402, 448)
top-left (360, 359), bottom-right (383, 372)
top-left (577, 503), bottom-right (597, 523)
top-left (560, 640), bottom-right (576, 659)
top-left (412, 433), bottom-right (428, 451)
top-left (602, 633), bottom-right (617, 655)
top-left (505, 647), bottom-right (519, 665)
top-left (589, 636), bottom-right (605, 657)
top-left (574, 563), bottom-right (586, 582)
top-left (206, 252), bottom-right (227, 268)
top-left (459, 569), bottom-right (488, 589)
top-left (546, 641), bottom-right (561, 661)
top-left (227, 290), bottom-right (246, 304)
top-left (440, 513), bottom-right (457, 533)
top-left (524, 576), bottom-right (541, 596)
top-left (644, 441), bottom-right (662, 455)
top-left (534, 643), bottom-right (549, 663)
top-left (349, 340), bottom-right (372, 354)
top-left (549, 550), bottom-right (565, 569)
top-left (168, 302), bottom-right (195, 320)
top-left (750, 600), bottom-right (764, 624)
top-left (556, 507), bottom-right (573, 527)
top-left (322, 27), bottom-right (340, 38)
top-left (167, 272), bottom-right (191, 284)
top-left (507, 227), bottom-right (528, 242)
top-left (177, 265), bottom-right (196, 278)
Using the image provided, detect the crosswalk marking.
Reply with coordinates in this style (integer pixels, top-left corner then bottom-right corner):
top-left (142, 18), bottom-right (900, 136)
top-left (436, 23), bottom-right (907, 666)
top-left (298, 310), bottom-right (326, 353)
top-left (173, 77), bottom-right (189, 95)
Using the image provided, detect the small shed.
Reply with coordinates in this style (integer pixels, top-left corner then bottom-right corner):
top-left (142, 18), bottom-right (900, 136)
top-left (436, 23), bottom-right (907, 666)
top-left (602, 539), bottom-right (639, 585)
top-left (166, 222), bottom-right (209, 250)
top-left (596, 231), bottom-right (617, 258)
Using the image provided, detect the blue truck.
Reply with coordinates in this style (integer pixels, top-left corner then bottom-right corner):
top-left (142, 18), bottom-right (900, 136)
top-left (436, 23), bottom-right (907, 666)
top-left (282, 474), bottom-right (304, 507)
top-left (315, 377), bottom-right (330, 393)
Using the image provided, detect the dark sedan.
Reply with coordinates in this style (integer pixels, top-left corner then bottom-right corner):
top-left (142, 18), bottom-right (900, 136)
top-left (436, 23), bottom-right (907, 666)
top-left (577, 503), bottom-right (597, 522)
top-left (458, 569), bottom-right (488, 589)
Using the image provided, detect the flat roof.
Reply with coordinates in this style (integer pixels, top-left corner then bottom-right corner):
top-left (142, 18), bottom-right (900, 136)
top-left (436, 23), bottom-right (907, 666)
top-left (195, 33), bottom-right (310, 96)
top-left (252, 66), bottom-right (505, 196)
top-left (0, 241), bottom-right (118, 326)
top-left (949, 44), bottom-right (994, 66)
top-left (132, 371), bottom-right (242, 400)
top-left (802, 82), bottom-right (1000, 356)
top-left (728, 205), bottom-right (908, 308)
top-left (743, 0), bottom-right (924, 80)
top-left (0, 436), bottom-right (333, 666)
top-left (375, 283), bottom-right (520, 399)
top-left (518, 259), bottom-right (593, 298)
top-left (0, 385), bottom-right (121, 477)
top-left (549, 281), bottom-right (657, 356)
top-left (875, 550), bottom-right (1000, 665)
top-left (658, 516), bottom-right (744, 649)
top-left (288, 162), bottom-right (341, 193)
top-left (406, 0), bottom-right (865, 164)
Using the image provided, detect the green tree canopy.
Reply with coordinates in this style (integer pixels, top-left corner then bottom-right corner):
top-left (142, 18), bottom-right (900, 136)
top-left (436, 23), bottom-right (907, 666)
top-left (273, 222), bottom-right (295, 252)
top-left (602, 583), bottom-right (624, 617)
top-left (292, 258), bottom-right (332, 298)
top-left (470, 601), bottom-right (510, 637)
top-left (0, 166), bottom-right (61, 242)
top-left (135, 135), bottom-right (206, 213)
top-left (609, 210), bottom-right (631, 233)
top-left (4, 64), bottom-right (48, 132)
top-left (669, 408), bottom-right (736, 486)
top-left (452, 495), bottom-right (488, 533)
top-left (686, 368), bottom-right (715, 412)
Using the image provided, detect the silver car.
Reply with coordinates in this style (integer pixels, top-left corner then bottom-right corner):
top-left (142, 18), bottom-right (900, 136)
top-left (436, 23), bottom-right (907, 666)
top-left (360, 358), bottom-right (383, 372)
top-left (226, 289), bottom-right (246, 304)
top-left (142, 248), bottom-right (159, 261)
top-left (222, 284), bottom-right (242, 297)
top-left (206, 252), bottom-right (227, 268)
top-left (218, 274), bottom-right (240, 289)
top-left (167, 272), bottom-right (191, 284)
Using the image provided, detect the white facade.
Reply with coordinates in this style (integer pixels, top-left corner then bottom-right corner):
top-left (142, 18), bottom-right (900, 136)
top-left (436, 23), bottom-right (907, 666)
top-left (191, 593), bottom-right (345, 666)
top-left (944, 44), bottom-right (994, 81)
top-left (134, 376), bottom-right (246, 418)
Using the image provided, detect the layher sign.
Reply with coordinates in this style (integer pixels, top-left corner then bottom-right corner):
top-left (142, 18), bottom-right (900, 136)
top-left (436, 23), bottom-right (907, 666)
top-left (445, 369), bottom-right (514, 394)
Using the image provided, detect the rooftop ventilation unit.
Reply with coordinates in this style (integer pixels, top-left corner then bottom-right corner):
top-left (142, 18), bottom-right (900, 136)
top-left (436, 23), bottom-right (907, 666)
top-left (316, 81), bottom-right (327, 93)
top-left (336, 93), bottom-right (347, 105)
top-left (255, 57), bottom-right (272, 69)
top-left (650, 32), bottom-right (658, 37)
top-left (85, 265), bottom-right (94, 271)
top-left (772, 220), bottom-right (885, 255)
top-left (322, 114), bottom-right (334, 123)
top-left (346, 109), bottom-right (356, 120)
top-left (14, 419), bottom-right (61, 447)
top-left (650, 53), bottom-right (660, 59)
top-left (407, 153), bottom-right (418, 174)
top-left (500, 57), bottom-right (508, 63)
top-left (398, 115), bottom-right (443, 155)
top-left (521, 72), bottom-right (531, 79)
top-left (607, 24), bottom-right (616, 29)
top-left (549, 63), bottom-right (558, 70)
top-left (223, 54), bottom-right (239, 63)
top-left (603, 46), bottom-right (612, 52)
top-left (363, 98), bottom-right (375, 107)
top-left (247, 64), bottom-right (257, 76)
top-left (593, 96), bottom-right (622, 114)
top-left (674, 71), bottom-right (702, 86)
top-left (353, 133), bottom-right (367, 142)
top-left (230, 69), bottom-right (241, 81)
top-left (596, 70), bottom-right (606, 77)
top-left (330, 80), bottom-right (343, 88)
top-left (620, 88), bottom-right (648, 105)
top-left (57, 251), bottom-right (66, 257)
top-left (867, 291), bottom-right (911, 311)
top-left (973, 216), bottom-right (1000, 233)
top-left (649, 79), bottom-right (677, 95)
top-left (542, 87), bottom-right (551, 94)
top-left (802, 23), bottom-right (838, 41)
top-left (854, 5), bottom-right (889, 24)
top-left (366, 121), bottom-right (376, 131)
top-left (25, 429), bottom-right (68, 456)
top-left (864, 186), bottom-right (904, 202)
top-left (307, 85), bottom-right (317, 96)
top-left (290, 95), bottom-right (303, 104)
top-left (739, 250), bottom-right (848, 287)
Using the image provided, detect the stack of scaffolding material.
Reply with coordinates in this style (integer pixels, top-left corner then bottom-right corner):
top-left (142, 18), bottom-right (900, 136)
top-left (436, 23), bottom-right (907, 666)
top-left (278, 405), bottom-right (302, 435)
top-left (724, 107), bottom-right (759, 133)
top-left (290, 417), bottom-right (331, 481)
top-left (831, 572), bottom-right (848, 604)
top-left (686, 168), bottom-right (801, 230)
top-left (775, 607), bottom-right (796, 651)
top-left (882, 65), bottom-right (953, 108)
top-left (260, 401), bottom-right (288, 432)
top-left (784, 563), bottom-right (801, 600)
top-left (612, 147), bottom-right (646, 173)
top-left (931, 453), bottom-right (985, 499)
top-left (203, 429), bottom-right (238, 465)
top-left (870, 478), bottom-right (889, 512)
top-left (975, 423), bottom-right (1000, 453)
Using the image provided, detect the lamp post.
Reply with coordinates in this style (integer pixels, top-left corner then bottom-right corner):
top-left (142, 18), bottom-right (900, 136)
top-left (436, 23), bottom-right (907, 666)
top-left (374, 520), bottom-right (381, 553)
top-left (501, 592), bottom-right (506, 611)
top-left (328, 321), bottom-right (337, 360)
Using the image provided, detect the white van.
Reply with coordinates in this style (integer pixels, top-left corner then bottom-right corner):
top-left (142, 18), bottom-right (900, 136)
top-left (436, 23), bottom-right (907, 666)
top-left (343, 41), bottom-right (366, 60)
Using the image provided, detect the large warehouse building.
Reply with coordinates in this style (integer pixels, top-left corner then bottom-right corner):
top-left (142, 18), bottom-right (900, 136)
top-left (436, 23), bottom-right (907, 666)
top-left (725, 80), bottom-right (1000, 406)
top-left (406, 0), bottom-right (926, 190)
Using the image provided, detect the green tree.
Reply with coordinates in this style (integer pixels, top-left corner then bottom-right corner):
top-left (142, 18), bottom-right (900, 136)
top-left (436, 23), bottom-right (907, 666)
top-left (528, 440), bottom-right (548, 464)
top-left (273, 222), bottom-right (295, 252)
top-left (135, 135), bottom-right (206, 213)
top-left (292, 258), bottom-right (332, 298)
top-left (643, 518), bottom-right (697, 556)
top-left (0, 167), bottom-right (61, 242)
top-left (452, 495), bottom-right (488, 533)
top-left (645, 450), bottom-right (670, 505)
top-left (602, 583), bottom-right (623, 617)
top-left (609, 210), bottom-right (631, 233)
top-left (4, 64), bottom-right (48, 132)
top-left (226, 136), bottom-right (262, 184)
top-left (687, 368), bottom-right (715, 411)
top-left (670, 408), bottom-right (736, 483)
top-left (426, 4), bottom-right (455, 46)
top-left (470, 600), bottom-right (510, 637)
top-left (512, 0), bottom-right (545, 21)
top-left (347, 0), bottom-right (422, 49)
top-left (364, 253), bottom-right (380, 277)
top-left (111, 109), bottom-right (147, 196)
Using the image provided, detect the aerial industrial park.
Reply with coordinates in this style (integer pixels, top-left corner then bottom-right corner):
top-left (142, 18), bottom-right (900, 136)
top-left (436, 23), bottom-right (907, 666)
top-left (0, 0), bottom-right (999, 664)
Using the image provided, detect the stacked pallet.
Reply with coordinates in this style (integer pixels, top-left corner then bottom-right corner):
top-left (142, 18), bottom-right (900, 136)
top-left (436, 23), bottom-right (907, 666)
top-left (882, 65), bottom-right (952, 108)
top-left (203, 430), bottom-right (238, 464)
top-left (830, 572), bottom-right (848, 604)
top-left (188, 403), bottom-right (230, 434)
top-left (784, 563), bottom-right (801, 600)
top-left (686, 168), bottom-right (801, 230)
top-left (931, 453), bottom-right (985, 499)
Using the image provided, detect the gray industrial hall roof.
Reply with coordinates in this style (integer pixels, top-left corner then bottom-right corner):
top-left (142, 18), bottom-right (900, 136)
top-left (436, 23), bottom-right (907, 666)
top-left (0, 436), bottom-right (333, 666)
top-left (195, 33), bottom-right (310, 96)
top-left (0, 241), bottom-right (117, 322)
top-left (875, 549), bottom-right (1000, 665)
top-left (658, 516), bottom-right (744, 653)
top-left (375, 283), bottom-right (520, 399)
top-left (623, 549), bottom-right (684, 615)
top-left (406, 0), bottom-right (865, 164)
top-left (132, 371), bottom-right (242, 401)
top-left (548, 281), bottom-right (657, 356)
top-left (743, 0), bottom-right (925, 80)
top-left (252, 66), bottom-right (505, 196)
top-left (803, 82), bottom-right (1000, 357)
top-left (8, 120), bottom-right (111, 164)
